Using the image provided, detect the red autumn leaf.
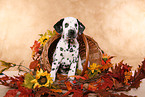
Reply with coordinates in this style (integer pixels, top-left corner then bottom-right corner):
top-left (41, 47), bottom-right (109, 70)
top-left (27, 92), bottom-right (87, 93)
top-left (4, 89), bottom-right (19, 97)
top-left (29, 60), bottom-right (39, 69)
top-left (83, 73), bottom-right (89, 79)
top-left (112, 78), bottom-right (123, 89)
top-left (122, 64), bottom-right (132, 71)
top-left (14, 75), bottom-right (24, 82)
top-left (18, 85), bottom-right (34, 97)
top-left (30, 40), bottom-right (40, 53)
top-left (0, 75), bottom-right (9, 81)
top-left (81, 84), bottom-right (83, 89)
top-left (98, 75), bottom-right (114, 90)
top-left (131, 60), bottom-right (145, 89)
top-left (102, 54), bottom-right (114, 65)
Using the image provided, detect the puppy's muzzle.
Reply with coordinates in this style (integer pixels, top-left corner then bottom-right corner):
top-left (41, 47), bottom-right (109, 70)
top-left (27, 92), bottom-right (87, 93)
top-left (68, 29), bottom-right (77, 39)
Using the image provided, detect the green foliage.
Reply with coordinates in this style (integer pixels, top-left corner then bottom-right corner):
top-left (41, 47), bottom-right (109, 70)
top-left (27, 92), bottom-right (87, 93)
top-left (22, 73), bottom-right (34, 89)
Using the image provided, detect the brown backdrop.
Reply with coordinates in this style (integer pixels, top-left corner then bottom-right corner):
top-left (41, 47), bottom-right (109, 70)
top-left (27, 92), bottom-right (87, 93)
top-left (0, 0), bottom-right (145, 70)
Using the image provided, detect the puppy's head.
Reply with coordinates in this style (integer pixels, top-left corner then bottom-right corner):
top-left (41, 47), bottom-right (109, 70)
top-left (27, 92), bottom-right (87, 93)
top-left (54, 17), bottom-right (85, 41)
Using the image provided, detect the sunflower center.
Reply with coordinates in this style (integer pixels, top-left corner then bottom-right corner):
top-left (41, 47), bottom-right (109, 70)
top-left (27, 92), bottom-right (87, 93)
top-left (38, 76), bottom-right (47, 85)
top-left (43, 38), bottom-right (47, 42)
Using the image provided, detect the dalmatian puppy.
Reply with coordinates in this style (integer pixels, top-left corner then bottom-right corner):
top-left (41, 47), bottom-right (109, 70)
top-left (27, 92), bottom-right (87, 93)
top-left (50, 17), bottom-right (85, 81)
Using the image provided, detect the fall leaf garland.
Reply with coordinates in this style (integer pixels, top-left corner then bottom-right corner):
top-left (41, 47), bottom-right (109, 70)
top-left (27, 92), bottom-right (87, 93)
top-left (0, 29), bottom-right (145, 97)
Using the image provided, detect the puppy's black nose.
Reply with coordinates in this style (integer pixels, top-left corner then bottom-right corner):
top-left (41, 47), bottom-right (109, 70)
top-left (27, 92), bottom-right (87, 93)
top-left (68, 29), bottom-right (76, 38)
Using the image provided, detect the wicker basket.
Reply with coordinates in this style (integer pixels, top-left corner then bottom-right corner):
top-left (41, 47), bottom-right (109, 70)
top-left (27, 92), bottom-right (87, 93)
top-left (41, 33), bottom-right (102, 76)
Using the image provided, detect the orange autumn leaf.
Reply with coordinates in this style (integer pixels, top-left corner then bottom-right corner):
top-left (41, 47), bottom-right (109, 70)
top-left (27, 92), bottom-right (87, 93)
top-left (101, 63), bottom-right (113, 71)
top-left (124, 71), bottom-right (132, 85)
top-left (69, 75), bottom-right (86, 80)
top-left (88, 84), bottom-right (97, 91)
top-left (50, 89), bottom-right (62, 93)
top-left (65, 81), bottom-right (73, 91)
top-left (102, 54), bottom-right (114, 65)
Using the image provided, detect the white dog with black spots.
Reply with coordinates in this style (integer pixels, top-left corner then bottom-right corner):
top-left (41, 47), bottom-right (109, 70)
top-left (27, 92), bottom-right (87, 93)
top-left (50, 17), bottom-right (85, 81)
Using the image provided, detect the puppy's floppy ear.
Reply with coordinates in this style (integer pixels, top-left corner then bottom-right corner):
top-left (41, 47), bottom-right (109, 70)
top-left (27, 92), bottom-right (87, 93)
top-left (77, 19), bottom-right (85, 35)
top-left (53, 18), bottom-right (64, 34)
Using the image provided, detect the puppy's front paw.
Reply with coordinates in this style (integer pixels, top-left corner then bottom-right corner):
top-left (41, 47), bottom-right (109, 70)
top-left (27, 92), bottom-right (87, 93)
top-left (50, 71), bottom-right (56, 82)
top-left (69, 76), bottom-right (75, 81)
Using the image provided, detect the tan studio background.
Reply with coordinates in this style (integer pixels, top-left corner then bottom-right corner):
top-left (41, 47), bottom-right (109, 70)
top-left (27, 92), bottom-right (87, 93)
top-left (0, 0), bottom-right (145, 71)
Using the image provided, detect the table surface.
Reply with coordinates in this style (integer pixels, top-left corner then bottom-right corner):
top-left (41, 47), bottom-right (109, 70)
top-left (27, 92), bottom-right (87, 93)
top-left (0, 71), bottom-right (145, 97)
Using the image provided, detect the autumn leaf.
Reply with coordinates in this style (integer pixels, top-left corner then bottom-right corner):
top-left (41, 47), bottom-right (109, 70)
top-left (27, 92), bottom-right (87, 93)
top-left (102, 54), bottom-right (114, 65)
top-left (101, 54), bottom-right (114, 71)
top-left (112, 78), bottom-right (123, 89)
top-left (124, 71), bottom-right (132, 85)
top-left (131, 60), bottom-right (145, 89)
top-left (98, 75), bottom-right (114, 90)
top-left (88, 84), bottom-right (97, 91)
top-left (29, 60), bottom-right (39, 69)
top-left (4, 89), bottom-right (19, 97)
top-left (50, 89), bottom-right (62, 93)
top-left (30, 40), bottom-right (40, 53)
top-left (69, 75), bottom-right (86, 80)
top-left (18, 85), bottom-right (34, 97)
top-left (65, 81), bottom-right (73, 91)
top-left (22, 73), bottom-right (34, 89)
top-left (62, 89), bottom-right (83, 97)
top-left (101, 63), bottom-right (113, 71)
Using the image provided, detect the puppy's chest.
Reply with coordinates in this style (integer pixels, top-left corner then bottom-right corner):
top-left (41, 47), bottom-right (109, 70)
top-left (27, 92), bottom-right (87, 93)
top-left (57, 40), bottom-right (79, 59)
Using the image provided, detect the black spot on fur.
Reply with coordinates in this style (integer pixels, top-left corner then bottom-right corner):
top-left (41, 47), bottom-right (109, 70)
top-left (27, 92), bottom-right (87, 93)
top-left (63, 35), bottom-right (64, 38)
top-left (67, 58), bottom-right (69, 60)
top-left (52, 68), bottom-right (55, 70)
top-left (72, 54), bottom-right (74, 56)
top-left (73, 45), bottom-right (76, 48)
top-left (70, 48), bottom-right (73, 52)
top-left (60, 53), bottom-right (63, 56)
top-left (60, 47), bottom-right (63, 51)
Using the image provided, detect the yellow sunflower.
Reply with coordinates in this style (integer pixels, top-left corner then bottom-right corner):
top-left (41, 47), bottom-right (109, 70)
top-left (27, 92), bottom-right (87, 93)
top-left (31, 69), bottom-right (53, 89)
top-left (88, 63), bottom-right (102, 73)
top-left (38, 33), bottom-right (49, 46)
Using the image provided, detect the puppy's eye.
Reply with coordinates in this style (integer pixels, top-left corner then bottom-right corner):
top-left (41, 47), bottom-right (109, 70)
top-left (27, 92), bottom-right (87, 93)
top-left (75, 24), bottom-right (77, 28)
top-left (65, 23), bottom-right (69, 28)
